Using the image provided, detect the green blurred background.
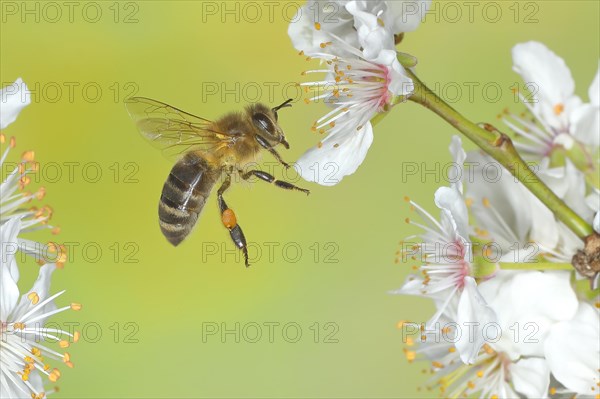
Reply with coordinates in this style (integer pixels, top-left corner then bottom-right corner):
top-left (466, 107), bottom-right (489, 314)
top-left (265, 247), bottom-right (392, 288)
top-left (1, 1), bottom-right (598, 397)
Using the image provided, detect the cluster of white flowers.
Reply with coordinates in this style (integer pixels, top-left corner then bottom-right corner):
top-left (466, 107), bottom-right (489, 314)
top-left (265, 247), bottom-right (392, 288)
top-left (288, 0), bottom-right (430, 185)
top-left (1, 79), bottom-right (80, 399)
top-left (392, 43), bottom-right (599, 399)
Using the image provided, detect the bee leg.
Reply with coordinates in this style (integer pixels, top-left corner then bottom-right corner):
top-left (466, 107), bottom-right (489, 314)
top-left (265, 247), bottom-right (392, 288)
top-left (217, 175), bottom-right (250, 267)
top-left (241, 170), bottom-right (310, 195)
top-left (255, 135), bottom-right (290, 169)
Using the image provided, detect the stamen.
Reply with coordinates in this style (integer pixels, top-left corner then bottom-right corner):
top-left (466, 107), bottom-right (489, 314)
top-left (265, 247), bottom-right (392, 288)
top-left (553, 103), bottom-right (564, 115)
top-left (28, 292), bottom-right (40, 305)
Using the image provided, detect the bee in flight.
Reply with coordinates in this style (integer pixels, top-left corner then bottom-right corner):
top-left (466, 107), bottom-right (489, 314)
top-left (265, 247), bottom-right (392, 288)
top-left (125, 97), bottom-right (309, 267)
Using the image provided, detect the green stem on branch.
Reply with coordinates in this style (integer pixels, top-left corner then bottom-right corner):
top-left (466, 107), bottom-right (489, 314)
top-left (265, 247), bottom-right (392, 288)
top-left (405, 69), bottom-right (593, 240)
top-left (498, 262), bottom-right (573, 271)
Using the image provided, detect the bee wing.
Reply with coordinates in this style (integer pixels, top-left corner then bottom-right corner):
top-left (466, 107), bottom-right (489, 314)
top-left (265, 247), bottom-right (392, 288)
top-left (125, 97), bottom-right (235, 159)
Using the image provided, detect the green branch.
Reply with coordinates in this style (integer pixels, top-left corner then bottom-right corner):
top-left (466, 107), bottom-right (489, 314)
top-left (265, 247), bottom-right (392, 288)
top-left (405, 69), bottom-right (593, 240)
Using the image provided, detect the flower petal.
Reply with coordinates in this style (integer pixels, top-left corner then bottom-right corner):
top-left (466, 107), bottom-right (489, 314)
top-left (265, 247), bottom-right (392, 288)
top-left (295, 120), bottom-right (373, 186)
top-left (570, 102), bottom-right (600, 147)
top-left (511, 357), bottom-right (550, 399)
top-left (11, 263), bottom-right (57, 321)
top-left (465, 152), bottom-right (532, 249)
top-left (0, 217), bottom-right (22, 282)
top-left (479, 271), bottom-right (578, 359)
top-left (544, 302), bottom-right (600, 396)
top-left (0, 256), bottom-right (20, 322)
top-left (287, 1), bottom-right (358, 56)
top-left (455, 277), bottom-right (497, 364)
top-left (384, 0), bottom-right (431, 33)
top-left (434, 186), bottom-right (469, 242)
top-left (346, 1), bottom-right (394, 60)
top-left (512, 42), bottom-right (576, 129)
top-left (0, 78), bottom-right (30, 129)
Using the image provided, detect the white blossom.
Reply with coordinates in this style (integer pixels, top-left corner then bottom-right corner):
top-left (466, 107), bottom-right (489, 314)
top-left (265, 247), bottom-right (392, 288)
top-left (288, 0), bottom-right (430, 60)
top-left (505, 41), bottom-right (599, 159)
top-left (296, 39), bottom-right (413, 185)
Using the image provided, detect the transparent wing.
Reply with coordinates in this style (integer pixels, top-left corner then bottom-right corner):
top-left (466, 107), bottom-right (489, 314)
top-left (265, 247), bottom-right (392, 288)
top-left (125, 97), bottom-right (235, 159)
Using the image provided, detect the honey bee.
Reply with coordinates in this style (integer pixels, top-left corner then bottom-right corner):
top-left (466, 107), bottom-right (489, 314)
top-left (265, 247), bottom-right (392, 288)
top-left (125, 97), bottom-right (309, 267)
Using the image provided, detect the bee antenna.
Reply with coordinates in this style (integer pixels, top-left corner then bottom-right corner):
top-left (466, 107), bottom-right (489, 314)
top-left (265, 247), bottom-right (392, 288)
top-left (272, 99), bottom-right (293, 112)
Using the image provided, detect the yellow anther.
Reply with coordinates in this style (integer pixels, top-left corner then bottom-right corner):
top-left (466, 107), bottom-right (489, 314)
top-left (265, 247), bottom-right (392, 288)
top-left (482, 197), bottom-right (491, 208)
top-left (19, 175), bottom-right (31, 189)
top-left (73, 331), bottom-right (80, 342)
top-left (314, 22), bottom-right (321, 30)
top-left (28, 292), bottom-right (40, 305)
top-left (10, 136), bottom-right (16, 148)
top-left (396, 320), bottom-right (409, 329)
top-left (58, 340), bottom-right (70, 349)
top-left (35, 187), bottom-right (46, 200)
top-left (549, 387), bottom-right (557, 395)
top-left (404, 349), bottom-right (416, 362)
top-left (70, 303), bottom-right (82, 311)
top-left (22, 150), bottom-right (35, 162)
top-left (553, 103), bottom-right (565, 115)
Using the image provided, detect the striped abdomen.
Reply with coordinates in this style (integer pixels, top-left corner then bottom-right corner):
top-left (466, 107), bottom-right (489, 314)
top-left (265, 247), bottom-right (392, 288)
top-left (158, 153), bottom-right (219, 246)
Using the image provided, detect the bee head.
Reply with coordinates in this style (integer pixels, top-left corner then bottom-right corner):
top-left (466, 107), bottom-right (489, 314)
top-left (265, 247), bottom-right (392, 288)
top-left (249, 99), bottom-right (293, 149)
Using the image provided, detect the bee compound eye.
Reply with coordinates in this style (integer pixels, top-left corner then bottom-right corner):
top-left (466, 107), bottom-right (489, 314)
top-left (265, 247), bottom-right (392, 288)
top-left (252, 112), bottom-right (276, 136)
